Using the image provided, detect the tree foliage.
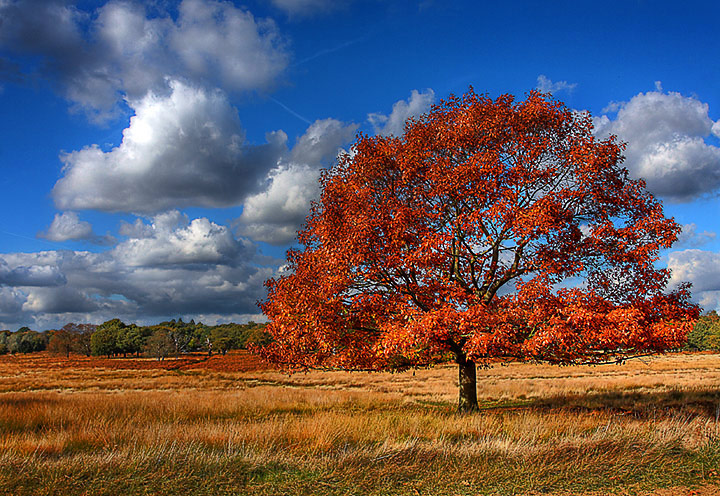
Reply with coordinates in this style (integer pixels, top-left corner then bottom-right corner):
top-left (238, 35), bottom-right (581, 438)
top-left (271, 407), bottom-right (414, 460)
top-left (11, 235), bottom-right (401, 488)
top-left (48, 330), bottom-right (74, 357)
top-left (6, 329), bottom-right (47, 354)
top-left (90, 319), bottom-right (127, 357)
top-left (261, 89), bottom-right (698, 411)
top-left (0, 330), bottom-right (11, 355)
top-left (63, 323), bottom-right (97, 356)
top-left (144, 328), bottom-right (175, 361)
top-left (686, 312), bottom-right (720, 351)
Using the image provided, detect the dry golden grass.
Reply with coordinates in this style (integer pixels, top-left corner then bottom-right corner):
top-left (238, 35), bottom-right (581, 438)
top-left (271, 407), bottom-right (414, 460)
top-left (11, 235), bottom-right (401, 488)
top-left (1, 351), bottom-right (720, 495)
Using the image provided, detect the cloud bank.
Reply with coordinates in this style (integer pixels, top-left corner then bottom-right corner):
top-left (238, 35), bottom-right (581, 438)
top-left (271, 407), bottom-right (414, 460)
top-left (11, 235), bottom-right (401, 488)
top-left (0, 212), bottom-right (275, 330)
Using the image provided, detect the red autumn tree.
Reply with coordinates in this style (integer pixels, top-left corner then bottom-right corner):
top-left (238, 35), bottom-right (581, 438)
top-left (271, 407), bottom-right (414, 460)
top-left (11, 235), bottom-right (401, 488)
top-left (261, 89), bottom-right (697, 412)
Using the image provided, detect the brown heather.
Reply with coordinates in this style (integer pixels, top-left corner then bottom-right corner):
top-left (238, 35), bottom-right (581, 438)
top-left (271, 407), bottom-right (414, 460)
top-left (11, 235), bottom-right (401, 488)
top-left (1, 351), bottom-right (720, 495)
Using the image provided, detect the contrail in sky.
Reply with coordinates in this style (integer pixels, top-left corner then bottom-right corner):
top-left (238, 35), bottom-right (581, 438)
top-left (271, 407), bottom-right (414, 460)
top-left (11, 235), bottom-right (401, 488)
top-left (1, 229), bottom-right (66, 250)
top-left (269, 97), bottom-right (312, 125)
top-left (272, 35), bottom-right (369, 125)
top-left (293, 37), bottom-right (366, 67)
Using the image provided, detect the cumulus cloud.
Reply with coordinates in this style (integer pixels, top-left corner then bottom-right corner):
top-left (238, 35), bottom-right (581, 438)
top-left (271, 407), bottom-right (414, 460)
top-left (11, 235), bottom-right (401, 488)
top-left (290, 118), bottom-right (358, 164)
top-left (0, 0), bottom-right (288, 120)
top-left (669, 250), bottom-right (720, 293)
top-left (0, 287), bottom-right (25, 321)
top-left (236, 118), bottom-right (357, 245)
top-left (536, 75), bottom-right (577, 95)
top-left (168, 0), bottom-right (286, 91)
top-left (112, 212), bottom-right (244, 267)
top-left (23, 286), bottom-right (99, 314)
top-left (368, 88), bottom-right (435, 136)
top-left (52, 80), bottom-right (287, 213)
top-left (594, 89), bottom-right (720, 202)
top-left (0, 214), bottom-right (277, 329)
top-left (38, 211), bottom-right (115, 245)
top-left (668, 249), bottom-right (720, 312)
top-left (52, 86), bottom-right (360, 244)
top-left (237, 164), bottom-right (321, 244)
top-left (676, 223), bottom-right (716, 248)
top-left (0, 257), bottom-right (66, 287)
top-left (118, 218), bottom-right (154, 239)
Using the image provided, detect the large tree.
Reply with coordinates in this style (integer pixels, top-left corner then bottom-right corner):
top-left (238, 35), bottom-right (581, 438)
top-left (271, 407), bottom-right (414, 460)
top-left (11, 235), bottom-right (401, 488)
top-left (261, 90), bottom-right (697, 412)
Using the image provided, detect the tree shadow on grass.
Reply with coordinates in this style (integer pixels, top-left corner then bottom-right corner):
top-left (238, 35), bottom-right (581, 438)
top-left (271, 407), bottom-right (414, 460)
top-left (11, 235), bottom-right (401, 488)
top-left (480, 388), bottom-right (720, 420)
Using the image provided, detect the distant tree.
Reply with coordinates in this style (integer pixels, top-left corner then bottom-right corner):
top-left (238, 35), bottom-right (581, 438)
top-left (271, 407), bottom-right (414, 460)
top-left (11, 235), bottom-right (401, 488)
top-left (7, 329), bottom-right (47, 354)
top-left (210, 326), bottom-right (234, 355)
top-left (242, 325), bottom-right (272, 348)
top-left (0, 330), bottom-right (10, 355)
top-left (144, 328), bottom-right (175, 361)
top-left (169, 325), bottom-right (194, 357)
top-left (191, 324), bottom-right (213, 356)
top-left (686, 312), bottom-right (720, 351)
top-left (262, 89), bottom-right (698, 412)
top-left (116, 325), bottom-right (144, 357)
top-left (90, 329), bottom-right (116, 357)
top-left (91, 319), bottom-right (127, 357)
top-left (48, 330), bottom-right (74, 358)
top-left (22, 330), bottom-right (47, 352)
top-left (63, 323), bottom-right (97, 357)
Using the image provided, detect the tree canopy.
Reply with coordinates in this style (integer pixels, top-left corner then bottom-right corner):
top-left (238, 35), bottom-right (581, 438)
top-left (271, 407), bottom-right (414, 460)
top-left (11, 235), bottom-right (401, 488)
top-left (262, 89), bottom-right (697, 411)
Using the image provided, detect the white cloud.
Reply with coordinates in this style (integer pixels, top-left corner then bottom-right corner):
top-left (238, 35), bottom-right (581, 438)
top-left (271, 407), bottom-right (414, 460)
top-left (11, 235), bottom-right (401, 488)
top-left (676, 223), bottom-right (716, 248)
top-left (23, 286), bottom-right (98, 314)
top-left (0, 0), bottom-right (288, 120)
top-left (52, 80), bottom-right (287, 213)
top-left (118, 218), bottom-right (154, 239)
top-left (0, 257), bottom-right (67, 287)
top-left (290, 118), bottom-right (358, 165)
top-left (368, 88), bottom-right (435, 137)
top-left (39, 212), bottom-right (92, 241)
top-left (0, 214), bottom-right (277, 329)
top-left (112, 212), bottom-right (243, 267)
top-left (536, 75), bottom-right (576, 95)
top-left (667, 249), bottom-right (720, 314)
top-left (236, 118), bottom-right (357, 245)
top-left (53, 88), bottom-right (358, 245)
top-left (38, 211), bottom-right (115, 245)
top-left (669, 250), bottom-right (720, 293)
top-left (169, 0), bottom-right (287, 92)
top-left (237, 164), bottom-right (321, 244)
top-left (594, 89), bottom-right (720, 202)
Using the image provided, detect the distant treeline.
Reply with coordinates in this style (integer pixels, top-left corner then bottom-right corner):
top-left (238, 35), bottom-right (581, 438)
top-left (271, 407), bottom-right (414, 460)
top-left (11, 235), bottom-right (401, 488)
top-left (0, 319), bottom-right (270, 359)
top-left (5, 312), bottom-right (720, 359)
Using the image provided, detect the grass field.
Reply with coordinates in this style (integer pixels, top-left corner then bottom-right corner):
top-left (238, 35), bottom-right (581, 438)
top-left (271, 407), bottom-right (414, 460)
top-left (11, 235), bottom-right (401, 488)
top-left (2, 352), bottom-right (720, 495)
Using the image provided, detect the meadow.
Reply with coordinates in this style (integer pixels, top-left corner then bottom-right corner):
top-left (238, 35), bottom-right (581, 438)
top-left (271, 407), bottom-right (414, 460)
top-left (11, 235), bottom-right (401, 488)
top-left (2, 352), bottom-right (720, 495)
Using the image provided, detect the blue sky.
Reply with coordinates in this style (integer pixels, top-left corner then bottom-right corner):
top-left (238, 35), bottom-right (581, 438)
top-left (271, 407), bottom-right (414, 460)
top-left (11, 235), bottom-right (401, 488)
top-left (0, 0), bottom-right (719, 330)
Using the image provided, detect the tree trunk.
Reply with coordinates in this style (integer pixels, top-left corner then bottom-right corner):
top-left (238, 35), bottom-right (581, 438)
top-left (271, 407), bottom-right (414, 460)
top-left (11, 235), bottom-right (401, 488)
top-left (457, 358), bottom-right (479, 413)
